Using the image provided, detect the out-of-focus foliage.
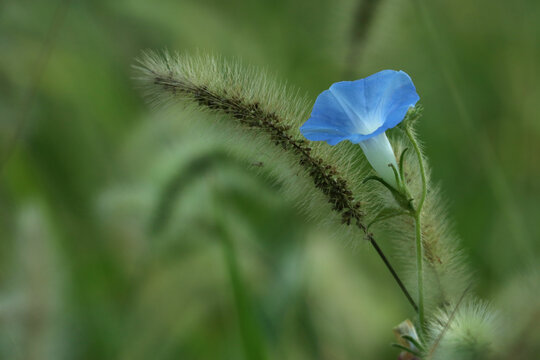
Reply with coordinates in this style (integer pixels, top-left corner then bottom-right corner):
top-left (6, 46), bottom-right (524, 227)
top-left (1, 0), bottom-right (539, 359)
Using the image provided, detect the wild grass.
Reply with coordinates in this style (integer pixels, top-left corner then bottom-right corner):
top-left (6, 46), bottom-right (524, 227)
top-left (135, 50), bottom-right (499, 358)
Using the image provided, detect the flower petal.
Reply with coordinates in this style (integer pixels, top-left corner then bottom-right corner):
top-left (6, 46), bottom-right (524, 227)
top-left (300, 70), bottom-right (419, 146)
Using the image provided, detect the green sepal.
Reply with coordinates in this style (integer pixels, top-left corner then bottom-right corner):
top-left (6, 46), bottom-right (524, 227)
top-left (363, 175), bottom-right (414, 212)
top-left (397, 148), bottom-right (414, 209)
top-left (362, 175), bottom-right (401, 202)
top-left (391, 343), bottom-right (422, 357)
top-left (362, 175), bottom-right (391, 187)
top-left (389, 163), bottom-right (403, 189)
top-left (399, 147), bottom-right (409, 183)
top-left (401, 334), bottom-right (425, 352)
top-left (368, 208), bottom-right (408, 230)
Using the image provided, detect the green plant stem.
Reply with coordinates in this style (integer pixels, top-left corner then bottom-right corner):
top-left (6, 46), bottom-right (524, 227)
top-left (414, 213), bottom-right (425, 329)
top-left (405, 125), bottom-right (428, 331)
top-left (369, 236), bottom-right (418, 313)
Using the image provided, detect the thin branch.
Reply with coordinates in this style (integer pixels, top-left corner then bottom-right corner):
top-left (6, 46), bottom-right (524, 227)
top-left (369, 236), bottom-right (418, 312)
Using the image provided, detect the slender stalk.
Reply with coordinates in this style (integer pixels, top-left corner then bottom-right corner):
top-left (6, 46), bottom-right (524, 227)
top-left (405, 125), bottom-right (428, 330)
top-left (408, 133), bottom-right (427, 214)
top-left (369, 236), bottom-right (418, 312)
top-left (414, 214), bottom-right (425, 328)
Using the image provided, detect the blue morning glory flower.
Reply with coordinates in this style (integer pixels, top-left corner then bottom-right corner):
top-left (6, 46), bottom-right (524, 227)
top-left (300, 70), bottom-right (420, 187)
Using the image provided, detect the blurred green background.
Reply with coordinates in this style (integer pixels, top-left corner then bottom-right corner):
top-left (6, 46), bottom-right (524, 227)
top-left (1, 0), bottom-right (540, 359)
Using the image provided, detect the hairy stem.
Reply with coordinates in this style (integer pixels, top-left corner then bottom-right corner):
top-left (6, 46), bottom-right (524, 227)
top-left (405, 125), bottom-right (428, 330)
top-left (414, 213), bottom-right (425, 329)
